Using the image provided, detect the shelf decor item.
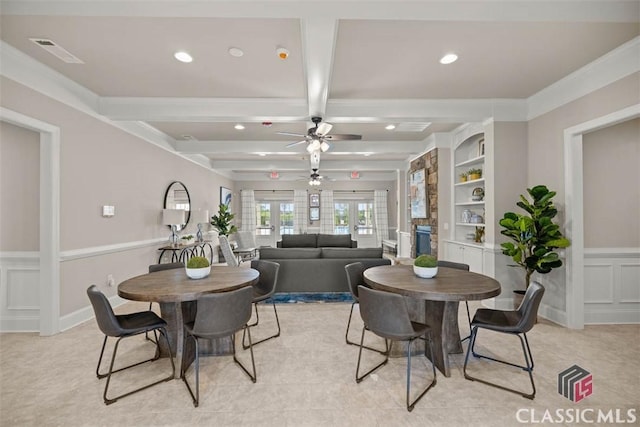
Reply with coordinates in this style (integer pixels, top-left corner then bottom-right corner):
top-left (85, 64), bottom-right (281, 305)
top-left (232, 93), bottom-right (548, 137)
top-left (471, 187), bottom-right (485, 201)
top-left (499, 185), bottom-right (570, 292)
top-left (185, 256), bottom-right (211, 279)
top-left (459, 172), bottom-right (468, 182)
top-left (468, 168), bottom-right (482, 180)
top-left (413, 254), bottom-right (438, 278)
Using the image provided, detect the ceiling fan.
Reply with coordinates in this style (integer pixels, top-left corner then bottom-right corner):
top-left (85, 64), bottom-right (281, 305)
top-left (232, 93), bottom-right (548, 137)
top-left (301, 168), bottom-right (333, 186)
top-left (279, 116), bottom-right (362, 152)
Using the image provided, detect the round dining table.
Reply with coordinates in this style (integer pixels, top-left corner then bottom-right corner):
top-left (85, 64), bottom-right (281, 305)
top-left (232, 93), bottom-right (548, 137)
top-left (119, 266), bottom-right (259, 378)
top-left (363, 264), bottom-right (501, 377)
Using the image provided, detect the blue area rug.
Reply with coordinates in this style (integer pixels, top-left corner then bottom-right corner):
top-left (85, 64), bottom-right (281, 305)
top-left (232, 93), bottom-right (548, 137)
top-left (271, 292), bottom-right (354, 304)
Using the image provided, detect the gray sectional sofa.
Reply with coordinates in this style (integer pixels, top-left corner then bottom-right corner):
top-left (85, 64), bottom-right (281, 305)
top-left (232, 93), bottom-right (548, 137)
top-left (276, 233), bottom-right (358, 248)
top-left (259, 244), bottom-right (391, 293)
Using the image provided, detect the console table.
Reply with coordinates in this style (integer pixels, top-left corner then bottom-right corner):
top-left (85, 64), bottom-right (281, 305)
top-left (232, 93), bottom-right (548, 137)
top-left (157, 240), bottom-right (214, 264)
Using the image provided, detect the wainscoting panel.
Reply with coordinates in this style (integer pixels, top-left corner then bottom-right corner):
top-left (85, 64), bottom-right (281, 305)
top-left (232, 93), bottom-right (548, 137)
top-left (0, 252), bottom-right (40, 332)
top-left (584, 249), bottom-right (640, 324)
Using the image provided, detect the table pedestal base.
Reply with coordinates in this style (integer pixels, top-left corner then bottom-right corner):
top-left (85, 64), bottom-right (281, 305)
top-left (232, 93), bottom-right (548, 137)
top-left (424, 300), bottom-right (463, 377)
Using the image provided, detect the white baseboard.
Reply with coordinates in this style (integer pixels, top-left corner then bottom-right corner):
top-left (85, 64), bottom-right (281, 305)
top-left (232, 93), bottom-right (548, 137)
top-left (0, 316), bottom-right (39, 332)
top-left (585, 309), bottom-right (640, 325)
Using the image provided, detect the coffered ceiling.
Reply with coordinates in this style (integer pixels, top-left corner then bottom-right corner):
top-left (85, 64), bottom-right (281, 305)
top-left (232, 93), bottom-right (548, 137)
top-left (1, 0), bottom-right (638, 182)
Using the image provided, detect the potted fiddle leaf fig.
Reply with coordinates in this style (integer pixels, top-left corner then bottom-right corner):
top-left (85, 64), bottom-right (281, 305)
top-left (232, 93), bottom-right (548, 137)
top-left (499, 185), bottom-right (570, 298)
top-left (210, 203), bottom-right (238, 237)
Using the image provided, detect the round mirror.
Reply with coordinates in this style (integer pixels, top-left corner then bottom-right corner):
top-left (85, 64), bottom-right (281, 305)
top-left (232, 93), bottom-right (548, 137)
top-left (164, 181), bottom-right (191, 231)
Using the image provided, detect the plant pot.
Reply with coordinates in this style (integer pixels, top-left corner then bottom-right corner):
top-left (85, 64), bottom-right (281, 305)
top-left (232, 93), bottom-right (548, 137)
top-left (460, 176), bottom-right (467, 182)
top-left (186, 266), bottom-right (211, 279)
top-left (413, 266), bottom-right (438, 278)
top-left (469, 173), bottom-right (481, 181)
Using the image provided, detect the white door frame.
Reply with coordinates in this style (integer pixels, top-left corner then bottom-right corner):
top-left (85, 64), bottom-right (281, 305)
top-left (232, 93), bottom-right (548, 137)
top-left (1, 107), bottom-right (60, 336)
top-left (563, 103), bottom-right (640, 329)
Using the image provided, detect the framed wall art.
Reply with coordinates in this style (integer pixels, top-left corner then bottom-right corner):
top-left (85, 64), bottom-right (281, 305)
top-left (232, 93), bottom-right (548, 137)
top-left (410, 169), bottom-right (427, 219)
top-left (220, 186), bottom-right (232, 207)
top-left (309, 207), bottom-right (320, 221)
top-left (309, 193), bottom-right (320, 207)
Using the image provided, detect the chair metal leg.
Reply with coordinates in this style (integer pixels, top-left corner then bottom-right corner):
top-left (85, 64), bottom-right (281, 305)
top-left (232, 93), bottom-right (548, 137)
top-left (233, 327), bottom-right (257, 383)
top-left (247, 301), bottom-right (260, 327)
top-left (144, 303), bottom-right (157, 343)
top-left (463, 326), bottom-right (536, 399)
top-left (406, 335), bottom-right (437, 412)
top-left (242, 300), bottom-right (281, 349)
top-left (355, 328), bottom-right (390, 383)
top-left (99, 327), bottom-right (175, 405)
top-left (460, 301), bottom-right (472, 343)
top-left (181, 333), bottom-right (200, 407)
top-left (345, 302), bottom-right (390, 355)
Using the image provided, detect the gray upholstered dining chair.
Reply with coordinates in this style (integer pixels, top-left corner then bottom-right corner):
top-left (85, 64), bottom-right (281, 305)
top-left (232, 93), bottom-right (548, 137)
top-left (86, 285), bottom-right (175, 405)
top-left (242, 260), bottom-right (281, 349)
top-left (356, 285), bottom-right (437, 412)
top-left (463, 281), bottom-right (545, 399)
top-left (218, 234), bottom-right (239, 267)
top-left (182, 286), bottom-right (256, 407)
top-left (437, 260), bottom-right (472, 340)
top-left (145, 262), bottom-right (184, 342)
top-left (344, 262), bottom-right (387, 354)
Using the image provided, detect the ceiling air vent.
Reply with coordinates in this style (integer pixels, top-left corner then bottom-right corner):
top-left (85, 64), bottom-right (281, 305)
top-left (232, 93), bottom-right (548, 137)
top-left (394, 122), bottom-right (431, 132)
top-left (29, 38), bottom-right (84, 64)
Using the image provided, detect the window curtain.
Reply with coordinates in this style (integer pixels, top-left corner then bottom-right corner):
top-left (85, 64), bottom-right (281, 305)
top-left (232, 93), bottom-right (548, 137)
top-left (240, 190), bottom-right (256, 232)
top-left (293, 190), bottom-right (308, 233)
top-left (374, 189), bottom-right (389, 246)
top-left (320, 190), bottom-right (334, 234)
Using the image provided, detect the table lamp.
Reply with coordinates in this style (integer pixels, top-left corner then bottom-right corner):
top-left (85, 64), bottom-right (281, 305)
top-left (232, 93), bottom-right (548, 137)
top-left (193, 209), bottom-right (210, 242)
top-left (163, 209), bottom-right (185, 246)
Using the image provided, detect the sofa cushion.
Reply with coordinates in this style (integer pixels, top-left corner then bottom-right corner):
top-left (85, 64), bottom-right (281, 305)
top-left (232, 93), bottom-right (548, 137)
top-left (259, 247), bottom-right (321, 259)
top-left (317, 234), bottom-right (352, 248)
top-left (321, 247), bottom-right (383, 259)
top-left (280, 234), bottom-right (317, 248)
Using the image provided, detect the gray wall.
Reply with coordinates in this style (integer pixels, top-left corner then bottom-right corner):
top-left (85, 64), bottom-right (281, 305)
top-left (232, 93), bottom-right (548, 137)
top-left (527, 72), bottom-right (640, 313)
top-left (583, 118), bottom-right (639, 248)
top-left (0, 121), bottom-right (39, 251)
top-left (1, 77), bottom-right (233, 316)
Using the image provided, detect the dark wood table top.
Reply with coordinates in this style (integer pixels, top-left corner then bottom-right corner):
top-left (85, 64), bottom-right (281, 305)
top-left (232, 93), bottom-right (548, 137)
top-left (363, 264), bottom-right (501, 302)
top-left (118, 266), bottom-right (259, 303)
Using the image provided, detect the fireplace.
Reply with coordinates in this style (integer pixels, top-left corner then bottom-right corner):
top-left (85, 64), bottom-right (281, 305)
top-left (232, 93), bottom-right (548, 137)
top-left (415, 225), bottom-right (432, 256)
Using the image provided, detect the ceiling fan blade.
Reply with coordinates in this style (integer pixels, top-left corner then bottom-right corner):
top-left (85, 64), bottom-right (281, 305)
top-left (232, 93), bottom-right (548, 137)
top-left (325, 134), bottom-right (362, 141)
top-left (285, 139), bottom-right (307, 148)
top-left (277, 131), bottom-right (307, 138)
top-left (316, 122), bottom-right (333, 136)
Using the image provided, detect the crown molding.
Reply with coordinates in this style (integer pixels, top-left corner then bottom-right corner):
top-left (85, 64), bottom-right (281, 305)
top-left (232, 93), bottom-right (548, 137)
top-left (527, 36), bottom-right (640, 120)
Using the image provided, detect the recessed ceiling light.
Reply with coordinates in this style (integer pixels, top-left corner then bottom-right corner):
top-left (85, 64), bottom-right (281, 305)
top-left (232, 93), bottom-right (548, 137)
top-left (174, 51), bottom-right (193, 63)
top-left (234, 124), bottom-right (245, 130)
top-left (228, 47), bottom-right (244, 57)
top-left (440, 53), bottom-right (458, 65)
top-left (385, 124), bottom-right (396, 130)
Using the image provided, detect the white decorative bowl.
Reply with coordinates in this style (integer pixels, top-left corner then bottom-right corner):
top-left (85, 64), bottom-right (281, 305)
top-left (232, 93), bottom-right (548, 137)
top-left (413, 265), bottom-right (438, 278)
top-left (185, 266), bottom-right (211, 279)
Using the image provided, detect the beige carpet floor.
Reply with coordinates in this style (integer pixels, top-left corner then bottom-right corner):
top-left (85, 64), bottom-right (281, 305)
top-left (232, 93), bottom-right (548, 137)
top-left (1, 300), bottom-right (638, 426)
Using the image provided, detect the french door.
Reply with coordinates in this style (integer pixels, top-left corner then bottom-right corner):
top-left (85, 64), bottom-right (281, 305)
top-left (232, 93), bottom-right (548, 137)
top-left (333, 199), bottom-right (377, 248)
top-left (254, 200), bottom-right (294, 247)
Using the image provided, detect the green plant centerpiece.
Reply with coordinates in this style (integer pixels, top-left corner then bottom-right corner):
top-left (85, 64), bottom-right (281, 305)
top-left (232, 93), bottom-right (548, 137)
top-left (499, 185), bottom-right (570, 292)
top-left (413, 254), bottom-right (438, 278)
top-left (185, 256), bottom-right (211, 279)
top-left (210, 203), bottom-right (238, 237)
